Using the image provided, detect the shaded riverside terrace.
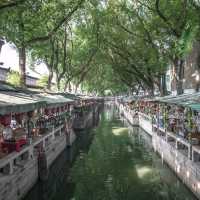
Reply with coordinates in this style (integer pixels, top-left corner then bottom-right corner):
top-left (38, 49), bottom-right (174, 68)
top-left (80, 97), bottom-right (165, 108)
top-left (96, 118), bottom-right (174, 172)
top-left (116, 94), bottom-right (200, 199)
top-left (0, 83), bottom-right (103, 200)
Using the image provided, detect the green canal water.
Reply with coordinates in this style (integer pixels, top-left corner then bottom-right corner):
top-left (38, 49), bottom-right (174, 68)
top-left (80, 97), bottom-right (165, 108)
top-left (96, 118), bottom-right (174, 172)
top-left (24, 106), bottom-right (197, 200)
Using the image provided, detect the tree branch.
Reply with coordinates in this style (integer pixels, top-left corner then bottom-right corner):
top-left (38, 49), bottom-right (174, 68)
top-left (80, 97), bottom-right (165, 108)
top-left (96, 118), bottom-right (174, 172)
top-left (0, 0), bottom-right (26, 10)
top-left (75, 48), bottom-right (98, 86)
top-left (25, 0), bottom-right (85, 45)
top-left (155, 0), bottom-right (181, 37)
top-left (135, 0), bottom-right (156, 12)
top-left (190, 0), bottom-right (200, 11)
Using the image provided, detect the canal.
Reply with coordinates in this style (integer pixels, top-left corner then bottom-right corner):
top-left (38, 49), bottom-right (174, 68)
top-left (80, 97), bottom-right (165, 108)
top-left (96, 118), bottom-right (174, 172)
top-left (24, 106), bottom-right (197, 200)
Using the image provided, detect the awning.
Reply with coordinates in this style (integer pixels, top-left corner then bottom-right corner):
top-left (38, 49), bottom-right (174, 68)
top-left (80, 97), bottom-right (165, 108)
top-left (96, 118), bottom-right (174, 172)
top-left (57, 92), bottom-right (81, 100)
top-left (65, 94), bottom-right (80, 100)
top-left (155, 93), bottom-right (200, 112)
top-left (157, 93), bottom-right (200, 105)
top-left (0, 91), bottom-right (46, 115)
top-left (37, 93), bottom-right (74, 108)
top-left (187, 103), bottom-right (200, 112)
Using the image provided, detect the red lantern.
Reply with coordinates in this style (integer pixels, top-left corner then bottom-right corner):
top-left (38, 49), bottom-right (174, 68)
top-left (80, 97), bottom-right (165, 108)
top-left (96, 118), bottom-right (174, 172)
top-left (0, 114), bottom-right (11, 126)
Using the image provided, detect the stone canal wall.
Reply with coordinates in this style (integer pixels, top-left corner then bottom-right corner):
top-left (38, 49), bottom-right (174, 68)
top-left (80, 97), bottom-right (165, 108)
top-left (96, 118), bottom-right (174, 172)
top-left (46, 130), bottom-right (67, 167)
top-left (0, 125), bottom-right (67, 200)
top-left (153, 133), bottom-right (200, 199)
top-left (138, 112), bottom-right (153, 136)
top-left (117, 102), bottom-right (200, 199)
top-left (0, 104), bottom-right (101, 200)
top-left (0, 155), bottom-right (38, 200)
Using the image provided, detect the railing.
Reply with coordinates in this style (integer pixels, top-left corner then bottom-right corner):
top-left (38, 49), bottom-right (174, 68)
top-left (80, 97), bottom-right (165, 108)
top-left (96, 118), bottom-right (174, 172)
top-left (138, 112), bottom-right (151, 121)
top-left (155, 132), bottom-right (200, 196)
top-left (0, 125), bottom-right (64, 176)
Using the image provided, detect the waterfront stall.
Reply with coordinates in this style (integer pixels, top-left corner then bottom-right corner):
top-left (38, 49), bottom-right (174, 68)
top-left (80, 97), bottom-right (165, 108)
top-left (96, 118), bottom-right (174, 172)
top-left (0, 91), bottom-right (46, 156)
top-left (124, 97), bottom-right (139, 124)
top-left (182, 102), bottom-right (200, 162)
top-left (73, 96), bottom-right (101, 130)
top-left (59, 92), bottom-right (82, 128)
top-left (152, 93), bottom-right (200, 158)
top-left (154, 95), bottom-right (184, 134)
top-left (0, 83), bottom-right (104, 200)
top-left (128, 99), bottom-right (139, 111)
top-left (35, 93), bottom-right (75, 148)
top-left (60, 92), bottom-right (81, 107)
top-left (0, 89), bottom-right (47, 200)
top-left (120, 96), bottom-right (132, 110)
top-left (136, 93), bottom-right (200, 145)
top-left (136, 98), bottom-right (157, 135)
top-left (117, 96), bottom-right (157, 132)
top-left (0, 89), bottom-right (80, 200)
top-left (0, 90), bottom-right (75, 165)
top-left (137, 98), bottom-right (157, 116)
top-left (154, 96), bottom-right (181, 137)
top-left (138, 98), bottom-right (147, 113)
top-left (139, 98), bottom-right (156, 116)
top-left (157, 94), bottom-right (200, 136)
top-left (59, 92), bottom-right (80, 121)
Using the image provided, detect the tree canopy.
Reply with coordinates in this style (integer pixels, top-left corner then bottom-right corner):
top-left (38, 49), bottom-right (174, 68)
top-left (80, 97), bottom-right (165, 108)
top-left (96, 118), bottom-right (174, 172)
top-left (0, 0), bottom-right (200, 95)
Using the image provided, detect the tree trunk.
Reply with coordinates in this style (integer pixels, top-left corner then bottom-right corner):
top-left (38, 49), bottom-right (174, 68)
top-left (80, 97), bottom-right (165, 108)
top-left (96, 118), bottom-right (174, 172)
top-left (149, 89), bottom-right (154, 97)
top-left (195, 52), bottom-right (200, 92)
top-left (135, 85), bottom-right (141, 96)
top-left (148, 83), bottom-right (154, 97)
top-left (75, 84), bottom-right (78, 94)
top-left (46, 39), bottom-right (55, 90)
top-left (0, 38), bottom-right (5, 54)
top-left (173, 57), bottom-right (184, 95)
top-left (57, 83), bottom-right (60, 91)
top-left (56, 75), bottom-right (61, 91)
top-left (196, 81), bottom-right (200, 92)
top-left (177, 59), bottom-right (184, 95)
top-left (55, 25), bottom-right (68, 92)
top-left (160, 74), bottom-right (167, 96)
top-left (64, 80), bottom-right (71, 92)
top-left (68, 82), bottom-right (72, 92)
top-left (64, 82), bottom-right (67, 92)
top-left (19, 46), bottom-right (26, 87)
top-left (47, 68), bottom-right (53, 90)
